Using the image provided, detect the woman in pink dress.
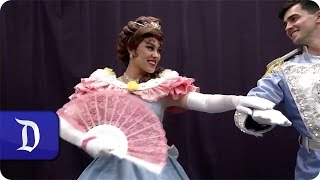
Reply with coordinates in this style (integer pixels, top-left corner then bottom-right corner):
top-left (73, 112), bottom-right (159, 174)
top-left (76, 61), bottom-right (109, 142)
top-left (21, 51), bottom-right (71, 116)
top-left (58, 16), bottom-right (275, 180)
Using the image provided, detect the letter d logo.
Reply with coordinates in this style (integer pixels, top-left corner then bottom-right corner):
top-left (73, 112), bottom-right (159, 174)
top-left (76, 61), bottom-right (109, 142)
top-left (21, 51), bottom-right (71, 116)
top-left (0, 111), bottom-right (59, 160)
top-left (15, 118), bottom-right (40, 152)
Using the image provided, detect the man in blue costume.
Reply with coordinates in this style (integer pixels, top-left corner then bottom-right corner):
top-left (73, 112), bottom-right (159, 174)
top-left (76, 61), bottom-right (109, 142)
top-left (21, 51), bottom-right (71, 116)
top-left (234, 0), bottom-right (320, 179)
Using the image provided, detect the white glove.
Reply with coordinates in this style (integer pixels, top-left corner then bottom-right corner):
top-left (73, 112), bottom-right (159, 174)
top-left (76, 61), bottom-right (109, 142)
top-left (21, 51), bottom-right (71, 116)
top-left (252, 109), bottom-right (292, 127)
top-left (59, 117), bottom-right (111, 158)
top-left (186, 92), bottom-right (274, 114)
top-left (232, 96), bottom-right (275, 115)
top-left (59, 116), bottom-right (84, 147)
top-left (84, 137), bottom-right (111, 158)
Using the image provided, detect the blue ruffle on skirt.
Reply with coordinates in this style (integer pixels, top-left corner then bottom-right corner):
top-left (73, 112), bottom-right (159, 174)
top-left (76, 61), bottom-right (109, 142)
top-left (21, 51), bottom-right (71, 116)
top-left (78, 154), bottom-right (190, 180)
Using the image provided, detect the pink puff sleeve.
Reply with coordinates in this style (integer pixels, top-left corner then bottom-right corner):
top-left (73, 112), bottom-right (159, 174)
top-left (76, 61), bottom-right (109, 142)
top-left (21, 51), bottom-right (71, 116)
top-left (164, 75), bottom-right (199, 113)
top-left (132, 69), bottom-right (199, 113)
top-left (133, 69), bottom-right (200, 102)
top-left (166, 76), bottom-right (199, 100)
top-left (68, 69), bottom-right (126, 100)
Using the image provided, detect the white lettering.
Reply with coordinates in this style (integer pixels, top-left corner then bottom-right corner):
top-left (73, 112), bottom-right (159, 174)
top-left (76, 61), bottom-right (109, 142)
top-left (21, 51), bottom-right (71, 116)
top-left (15, 118), bottom-right (40, 152)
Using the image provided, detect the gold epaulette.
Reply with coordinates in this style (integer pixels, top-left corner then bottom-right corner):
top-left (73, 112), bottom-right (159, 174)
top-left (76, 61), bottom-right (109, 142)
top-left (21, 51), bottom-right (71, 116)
top-left (263, 48), bottom-right (302, 77)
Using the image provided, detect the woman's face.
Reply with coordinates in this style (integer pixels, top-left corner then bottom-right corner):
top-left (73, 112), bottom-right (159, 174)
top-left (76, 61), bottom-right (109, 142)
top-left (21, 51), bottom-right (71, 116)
top-left (131, 37), bottom-right (161, 73)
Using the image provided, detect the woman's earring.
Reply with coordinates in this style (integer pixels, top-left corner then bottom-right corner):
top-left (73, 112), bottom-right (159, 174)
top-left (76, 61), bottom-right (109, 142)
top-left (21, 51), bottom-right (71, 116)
top-left (133, 52), bottom-right (137, 58)
top-left (129, 52), bottom-right (137, 59)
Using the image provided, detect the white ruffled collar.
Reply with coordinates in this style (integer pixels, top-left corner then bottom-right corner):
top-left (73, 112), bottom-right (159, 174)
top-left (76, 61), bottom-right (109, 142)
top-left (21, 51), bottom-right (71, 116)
top-left (88, 68), bottom-right (180, 91)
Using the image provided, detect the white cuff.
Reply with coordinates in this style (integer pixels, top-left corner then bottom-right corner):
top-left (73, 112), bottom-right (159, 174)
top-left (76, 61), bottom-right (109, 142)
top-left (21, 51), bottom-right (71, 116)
top-left (234, 110), bottom-right (275, 137)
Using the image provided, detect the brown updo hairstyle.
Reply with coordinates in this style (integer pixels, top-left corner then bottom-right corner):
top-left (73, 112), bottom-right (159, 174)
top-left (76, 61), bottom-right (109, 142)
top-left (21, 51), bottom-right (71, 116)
top-left (117, 16), bottom-right (164, 83)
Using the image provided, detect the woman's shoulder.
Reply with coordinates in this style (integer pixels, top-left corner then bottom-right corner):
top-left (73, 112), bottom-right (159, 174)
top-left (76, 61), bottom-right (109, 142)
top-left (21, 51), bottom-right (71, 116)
top-left (68, 67), bottom-right (126, 100)
top-left (88, 67), bottom-right (116, 80)
top-left (158, 69), bottom-right (179, 78)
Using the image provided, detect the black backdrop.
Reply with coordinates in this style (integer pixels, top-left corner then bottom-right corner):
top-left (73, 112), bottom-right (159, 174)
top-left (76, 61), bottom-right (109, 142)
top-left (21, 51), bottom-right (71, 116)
top-left (1, 0), bottom-right (299, 179)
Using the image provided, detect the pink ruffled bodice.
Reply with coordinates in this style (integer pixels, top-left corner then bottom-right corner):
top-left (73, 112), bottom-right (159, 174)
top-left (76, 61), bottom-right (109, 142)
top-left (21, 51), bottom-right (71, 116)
top-left (69, 68), bottom-right (200, 104)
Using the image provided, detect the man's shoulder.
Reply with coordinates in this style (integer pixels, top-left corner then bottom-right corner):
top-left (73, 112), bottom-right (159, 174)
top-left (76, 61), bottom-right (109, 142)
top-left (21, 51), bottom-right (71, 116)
top-left (266, 48), bottom-right (303, 68)
top-left (263, 48), bottom-right (303, 77)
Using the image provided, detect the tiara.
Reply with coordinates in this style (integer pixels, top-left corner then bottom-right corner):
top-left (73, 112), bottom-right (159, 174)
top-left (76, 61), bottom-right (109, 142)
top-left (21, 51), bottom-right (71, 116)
top-left (134, 21), bottom-right (161, 30)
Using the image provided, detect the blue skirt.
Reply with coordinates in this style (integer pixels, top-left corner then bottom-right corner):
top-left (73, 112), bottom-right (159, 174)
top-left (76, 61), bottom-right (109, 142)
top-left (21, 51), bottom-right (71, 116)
top-left (78, 154), bottom-right (190, 180)
top-left (295, 146), bottom-right (320, 180)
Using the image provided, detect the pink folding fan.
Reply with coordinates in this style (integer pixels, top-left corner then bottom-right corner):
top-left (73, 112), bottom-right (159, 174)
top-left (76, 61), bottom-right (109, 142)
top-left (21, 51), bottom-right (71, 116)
top-left (57, 90), bottom-right (168, 174)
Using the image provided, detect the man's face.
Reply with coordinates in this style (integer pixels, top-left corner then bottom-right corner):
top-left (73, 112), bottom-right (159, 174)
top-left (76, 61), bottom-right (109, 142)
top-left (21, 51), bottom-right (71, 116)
top-left (283, 4), bottom-right (318, 45)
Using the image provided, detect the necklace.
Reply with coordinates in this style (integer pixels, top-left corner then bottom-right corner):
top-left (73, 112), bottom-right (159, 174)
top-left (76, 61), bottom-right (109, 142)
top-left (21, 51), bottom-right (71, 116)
top-left (122, 73), bottom-right (140, 83)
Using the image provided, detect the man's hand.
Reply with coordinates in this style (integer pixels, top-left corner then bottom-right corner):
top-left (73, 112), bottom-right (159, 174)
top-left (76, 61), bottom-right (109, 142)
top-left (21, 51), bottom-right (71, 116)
top-left (234, 96), bottom-right (275, 115)
top-left (252, 109), bottom-right (292, 126)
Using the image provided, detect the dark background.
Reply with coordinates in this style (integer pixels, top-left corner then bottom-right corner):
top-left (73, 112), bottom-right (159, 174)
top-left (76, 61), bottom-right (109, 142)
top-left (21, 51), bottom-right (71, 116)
top-left (1, 0), bottom-right (298, 179)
